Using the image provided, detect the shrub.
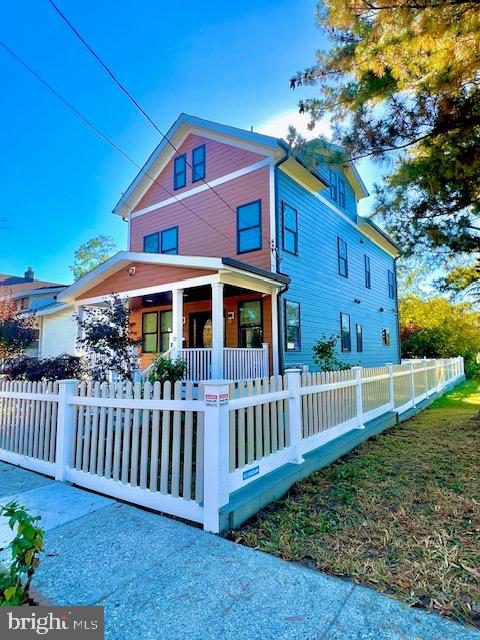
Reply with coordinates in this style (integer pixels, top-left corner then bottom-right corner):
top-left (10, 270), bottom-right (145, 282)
top-left (77, 295), bottom-right (139, 382)
top-left (312, 333), bottom-right (352, 371)
top-left (0, 313), bottom-right (37, 360)
top-left (148, 356), bottom-right (187, 385)
top-left (0, 501), bottom-right (44, 605)
top-left (3, 354), bottom-right (85, 381)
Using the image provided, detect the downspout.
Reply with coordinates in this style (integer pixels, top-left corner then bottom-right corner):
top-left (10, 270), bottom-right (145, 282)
top-left (394, 255), bottom-right (401, 364)
top-left (274, 143), bottom-right (290, 374)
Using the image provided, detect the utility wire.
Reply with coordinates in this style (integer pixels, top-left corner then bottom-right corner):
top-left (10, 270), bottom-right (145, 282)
top-left (47, 0), bottom-right (278, 259)
top-left (0, 38), bottom-right (235, 247)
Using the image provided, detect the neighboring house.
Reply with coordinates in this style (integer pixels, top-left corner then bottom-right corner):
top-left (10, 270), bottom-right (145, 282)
top-left (0, 269), bottom-right (70, 357)
top-left (56, 114), bottom-right (400, 380)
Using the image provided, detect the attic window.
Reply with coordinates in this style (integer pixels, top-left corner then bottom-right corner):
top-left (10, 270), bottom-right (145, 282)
top-left (329, 169), bottom-right (346, 209)
top-left (174, 154), bottom-right (187, 190)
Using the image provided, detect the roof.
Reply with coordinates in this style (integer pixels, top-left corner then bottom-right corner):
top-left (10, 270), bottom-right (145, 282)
top-left (59, 252), bottom-right (290, 303)
top-left (0, 274), bottom-right (66, 299)
top-left (33, 301), bottom-right (73, 317)
top-left (112, 113), bottom-right (368, 218)
top-left (357, 217), bottom-right (401, 256)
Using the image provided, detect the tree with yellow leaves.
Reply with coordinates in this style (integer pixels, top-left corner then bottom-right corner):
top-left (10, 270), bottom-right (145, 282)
top-left (291, 0), bottom-right (480, 262)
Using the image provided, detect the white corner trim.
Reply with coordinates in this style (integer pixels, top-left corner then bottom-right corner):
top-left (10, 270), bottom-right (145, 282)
top-left (131, 158), bottom-right (271, 219)
top-left (269, 161), bottom-right (277, 272)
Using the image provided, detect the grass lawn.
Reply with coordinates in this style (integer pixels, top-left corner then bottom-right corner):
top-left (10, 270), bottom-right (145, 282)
top-left (228, 380), bottom-right (480, 629)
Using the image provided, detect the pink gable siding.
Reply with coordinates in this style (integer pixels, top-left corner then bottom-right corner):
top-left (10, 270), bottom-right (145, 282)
top-left (133, 133), bottom-right (266, 212)
top-left (130, 165), bottom-right (272, 271)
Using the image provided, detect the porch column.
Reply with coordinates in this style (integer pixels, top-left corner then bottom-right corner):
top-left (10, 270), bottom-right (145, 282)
top-left (172, 288), bottom-right (184, 357)
top-left (211, 282), bottom-right (224, 379)
top-left (271, 290), bottom-right (279, 375)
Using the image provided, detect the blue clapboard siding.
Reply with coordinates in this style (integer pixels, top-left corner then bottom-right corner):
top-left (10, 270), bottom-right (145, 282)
top-left (277, 168), bottom-right (400, 370)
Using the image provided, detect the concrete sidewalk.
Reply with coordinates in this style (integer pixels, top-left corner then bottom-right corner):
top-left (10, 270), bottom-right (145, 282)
top-left (0, 462), bottom-right (478, 640)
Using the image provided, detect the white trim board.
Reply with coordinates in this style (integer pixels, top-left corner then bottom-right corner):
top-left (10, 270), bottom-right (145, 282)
top-left (131, 158), bottom-right (271, 219)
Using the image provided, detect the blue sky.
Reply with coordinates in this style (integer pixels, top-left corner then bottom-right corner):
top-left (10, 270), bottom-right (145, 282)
top-left (0, 0), bottom-right (376, 284)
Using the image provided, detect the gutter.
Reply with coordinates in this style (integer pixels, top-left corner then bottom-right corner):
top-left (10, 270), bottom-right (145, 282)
top-left (394, 256), bottom-right (402, 364)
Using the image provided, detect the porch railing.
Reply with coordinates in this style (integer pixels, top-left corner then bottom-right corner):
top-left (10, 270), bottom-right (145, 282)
top-left (140, 345), bottom-right (269, 382)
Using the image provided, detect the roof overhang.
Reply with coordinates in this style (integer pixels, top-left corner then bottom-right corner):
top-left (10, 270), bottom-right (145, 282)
top-left (357, 217), bottom-right (400, 257)
top-left (33, 302), bottom-right (73, 317)
top-left (304, 140), bottom-right (370, 200)
top-left (11, 286), bottom-right (66, 300)
top-left (113, 113), bottom-right (284, 218)
top-left (279, 157), bottom-right (329, 193)
top-left (58, 252), bottom-right (289, 304)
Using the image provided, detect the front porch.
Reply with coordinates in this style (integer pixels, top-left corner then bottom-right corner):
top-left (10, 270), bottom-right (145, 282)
top-left (61, 252), bottom-right (289, 382)
top-left (131, 285), bottom-right (273, 381)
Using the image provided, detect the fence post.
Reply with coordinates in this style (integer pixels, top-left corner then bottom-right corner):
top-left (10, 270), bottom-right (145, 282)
top-left (203, 380), bottom-right (231, 534)
top-left (285, 369), bottom-right (305, 464)
top-left (352, 366), bottom-right (365, 429)
top-left (262, 343), bottom-right (269, 377)
top-left (55, 379), bottom-right (78, 482)
top-left (409, 362), bottom-right (416, 407)
top-left (423, 357), bottom-right (429, 398)
top-left (386, 363), bottom-right (394, 410)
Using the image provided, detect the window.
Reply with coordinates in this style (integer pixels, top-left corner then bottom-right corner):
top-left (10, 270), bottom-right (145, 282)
top-left (19, 297), bottom-right (29, 311)
top-left (329, 170), bottom-right (346, 208)
top-left (364, 255), bottom-right (371, 288)
top-left (356, 324), bottom-right (363, 352)
top-left (144, 232), bottom-right (159, 253)
top-left (388, 270), bottom-right (396, 299)
top-left (238, 300), bottom-right (263, 348)
top-left (237, 200), bottom-right (262, 253)
top-left (338, 237), bottom-right (348, 277)
top-left (329, 169), bottom-right (338, 202)
top-left (192, 144), bottom-right (206, 182)
top-left (282, 202), bottom-right (298, 255)
top-left (340, 312), bottom-right (351, 352)
top-left (338, 176), bottom-right (346, 208)
top-left (382, 328), bottom-right (391, 346)
top-left (159, 310), bottom-right (173, 353)
top-left (142, 312), bottom-right (158, 353)
top-left (161, 227), bottom-right (178, 254)
top-left (173, 154), bottom-right (186, 189)
top-left (284, 300), bottom-right (301, 351)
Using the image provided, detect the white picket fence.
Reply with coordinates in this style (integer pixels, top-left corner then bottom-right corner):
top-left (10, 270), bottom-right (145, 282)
top-left (0, 357), bottom-right (464, 533)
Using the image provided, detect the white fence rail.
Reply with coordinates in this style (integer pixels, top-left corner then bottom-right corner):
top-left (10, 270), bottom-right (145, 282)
top-left (0, 357), bottom-right (464, 533)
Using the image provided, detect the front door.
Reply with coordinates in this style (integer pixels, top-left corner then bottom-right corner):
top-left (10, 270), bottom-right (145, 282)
top-left (189, 312), bottom-right (212, 348)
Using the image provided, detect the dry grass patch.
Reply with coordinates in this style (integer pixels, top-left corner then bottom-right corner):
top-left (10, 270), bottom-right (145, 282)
top-left (228, 381), bottom-right (480, 628)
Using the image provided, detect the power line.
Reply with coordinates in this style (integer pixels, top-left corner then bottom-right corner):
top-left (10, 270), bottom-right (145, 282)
top-left (47, 0), bottom-right (278, 259)
top-left (0, 38), bottom-right (235, 247)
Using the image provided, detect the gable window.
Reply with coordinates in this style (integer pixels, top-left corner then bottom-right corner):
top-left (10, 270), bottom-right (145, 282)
top-left (329, 169), bottom-right (346, 208)
top-left (161, 227), bottom-right (178, 254)
top-left (338, 237), bottom-right (348, 277)
top-left (356, 323), bottom-right (363, 353)
top-left (144, 232), bottom-right (159, 253)
top-left (382, 328), bottom-right (391, 346)
top-left (192, 144), bottom-right (206, 182)
top-left (142, 312), bottom-right (158, 353)
top-left (284, 300), bottom-right (301, 351)
top-left (238, 300), bottom-right (263, 348)
top-left (340, 312), bottom-right (351, 352)
top-left (338, 176), bottom-right (346, 208)
top-left (364, 255), bottom-right (371, 288)
top-left (388, 270), bottom-right (395, 299)
top-left (173, 154), bottom-right (186, 190)
top-left (237, 200), bottom-right (262, 253)
top-left (282, 202), bottom-right (298, 255)
top-left (329, 169), bottom-right (338, 202)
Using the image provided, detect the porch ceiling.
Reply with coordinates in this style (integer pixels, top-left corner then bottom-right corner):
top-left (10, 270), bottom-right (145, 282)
top-left (59, 251), bottom-right (289, 305)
